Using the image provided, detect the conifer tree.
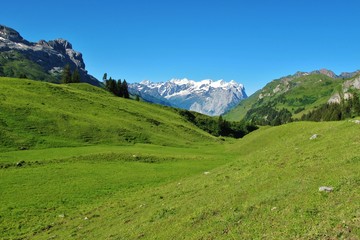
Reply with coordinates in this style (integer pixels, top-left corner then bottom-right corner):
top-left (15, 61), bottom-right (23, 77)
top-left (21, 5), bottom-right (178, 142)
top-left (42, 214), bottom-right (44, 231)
top-left (71, 68), bottom-right (81, 83)
top-left (116, 79), bottom-right (123, 97)
top-left (61, 64), bottom-right (72, 83)
top-left (108, 77), bottom-right (117, 95)
top-left (103, 73), bottom-right (107, 81)
top-left (122, 80), bottom-right (130, 98)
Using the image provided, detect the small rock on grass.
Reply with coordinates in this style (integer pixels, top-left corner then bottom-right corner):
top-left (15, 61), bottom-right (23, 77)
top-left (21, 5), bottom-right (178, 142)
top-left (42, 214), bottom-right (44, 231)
top-left (319, 186), bottom-right (333, 192)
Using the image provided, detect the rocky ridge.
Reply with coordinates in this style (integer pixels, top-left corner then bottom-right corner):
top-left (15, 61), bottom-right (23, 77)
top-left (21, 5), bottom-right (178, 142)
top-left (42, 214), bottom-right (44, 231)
top-left (0, 25), bottom-right (99, 85)
top-left (258, 68), bottom-right (360, 101)
top-left (129, 78), bottom-right (247, 116)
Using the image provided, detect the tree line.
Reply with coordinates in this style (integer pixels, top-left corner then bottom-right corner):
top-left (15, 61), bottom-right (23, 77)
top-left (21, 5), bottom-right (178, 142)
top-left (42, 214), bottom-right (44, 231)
top-left (62, 64), bottom-right (81, 83)
top-left (103, 73), bottom-right (130, 98)
top-left (178, 109), bottom-right (258, 138)
top-left (243, 103), bottom-right (293, 126)
top-left (300, 92), bottom-right (360, 121)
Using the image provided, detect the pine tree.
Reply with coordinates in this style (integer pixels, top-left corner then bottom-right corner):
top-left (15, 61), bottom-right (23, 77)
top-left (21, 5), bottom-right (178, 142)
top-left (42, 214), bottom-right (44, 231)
top-left (108, 77), bottom-right (117, 95)
top-left (71, 68), bottom-right (81, 83)
top-left (61, 64), bottom-right (72, 84)
top-left (122, 80), bottom-right (130, 98)
top-left (103, 73), bottom-right (107, 81)
top-left (116, 79), bottom-right (123, 97)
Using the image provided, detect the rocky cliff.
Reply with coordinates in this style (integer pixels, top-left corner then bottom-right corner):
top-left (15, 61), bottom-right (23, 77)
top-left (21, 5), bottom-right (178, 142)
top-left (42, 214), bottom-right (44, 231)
top-left (0, 25), bottom-right (99, 85)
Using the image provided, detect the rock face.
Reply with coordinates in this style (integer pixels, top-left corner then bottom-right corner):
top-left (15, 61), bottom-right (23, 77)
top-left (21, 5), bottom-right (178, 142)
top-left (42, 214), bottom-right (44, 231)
top-left (328, 75), bottom-right (360, 104)
top-left (129, 78), bottom-right (247, 116)
top-left (0, 25), bottom-right (99, 85)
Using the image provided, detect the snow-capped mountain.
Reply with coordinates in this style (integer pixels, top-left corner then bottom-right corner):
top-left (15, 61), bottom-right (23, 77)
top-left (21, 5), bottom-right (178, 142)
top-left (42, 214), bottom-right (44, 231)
top-left (129, 78), bottom-right (247, 116)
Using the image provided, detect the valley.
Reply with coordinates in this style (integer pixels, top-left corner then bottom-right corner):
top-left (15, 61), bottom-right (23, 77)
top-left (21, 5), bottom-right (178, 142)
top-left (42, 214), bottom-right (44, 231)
top-left (1, 23), bottom-right (360, 240)
top-left (0, 77), bottom-right (359, 239)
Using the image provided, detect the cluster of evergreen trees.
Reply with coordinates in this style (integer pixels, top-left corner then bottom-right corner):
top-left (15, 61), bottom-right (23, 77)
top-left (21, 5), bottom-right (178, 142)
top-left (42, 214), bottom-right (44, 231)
top-left (103, 73), bottom-right (130, 98)
top-left (244, 104), bottom-right (293, 126)
top-left (62, 64), bottom-right (80, 83)
top-left (179, 110), bottom-right (258, 138)
top-left (301, 93), bottom-right (360, 121)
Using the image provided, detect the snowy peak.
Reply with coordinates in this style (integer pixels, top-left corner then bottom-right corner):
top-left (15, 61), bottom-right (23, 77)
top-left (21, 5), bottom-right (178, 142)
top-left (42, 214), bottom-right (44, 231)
top-left (129, 78), bottom-right (247, 116)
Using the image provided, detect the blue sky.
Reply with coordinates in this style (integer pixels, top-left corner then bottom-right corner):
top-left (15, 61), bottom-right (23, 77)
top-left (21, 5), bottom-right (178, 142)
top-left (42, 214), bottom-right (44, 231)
top-left (1, 0), bottom-right (360, 95)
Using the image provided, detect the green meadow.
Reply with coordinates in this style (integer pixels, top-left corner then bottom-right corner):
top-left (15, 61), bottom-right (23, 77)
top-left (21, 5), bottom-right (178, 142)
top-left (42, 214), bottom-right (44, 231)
top-left (0, 78), bottom-right (359, 239)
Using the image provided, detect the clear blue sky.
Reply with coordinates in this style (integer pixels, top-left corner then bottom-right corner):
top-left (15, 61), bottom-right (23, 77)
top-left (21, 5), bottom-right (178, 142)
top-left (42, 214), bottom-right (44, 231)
top-left (1, 0), bottom-right (360, 95)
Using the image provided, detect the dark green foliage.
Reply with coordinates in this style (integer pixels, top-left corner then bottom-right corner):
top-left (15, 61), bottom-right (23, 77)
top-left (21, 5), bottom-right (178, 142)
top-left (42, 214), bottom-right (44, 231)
top-left (179, 110), bottom-right (258, 138)
top-left (71, 68), bottom-right (81, 83)
top-left (62, 65), bottom-right (82, 84)
top-left (61, 64), bottom-right (72, 83)
top-left (116, 79), bottom-right (123, 97)
top-left (19, 73), bottom-right (27, 79)
top-left (135, 95), bottom-right (140, 101)
top-left (104, 75), bottom-right (129, 99)
top-left (122, 80), bottom-right (130, 99)
top-left (243, 103), bottom-right (293, 126)
top-left (294, 107), bottom-right (305, 114)
top-left (301, 94), bottom-right (360, 121)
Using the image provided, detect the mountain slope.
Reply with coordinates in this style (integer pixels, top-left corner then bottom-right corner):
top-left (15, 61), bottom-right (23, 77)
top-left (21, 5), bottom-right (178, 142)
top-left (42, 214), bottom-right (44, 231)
top-left (225, 69), bottom-right (360, 123)
top-left (0, 25), bottom-right (99, 85)
top-left (0, 77), bottom-right (215, 151)
top-left (129, 78), bottom-right (247, 116)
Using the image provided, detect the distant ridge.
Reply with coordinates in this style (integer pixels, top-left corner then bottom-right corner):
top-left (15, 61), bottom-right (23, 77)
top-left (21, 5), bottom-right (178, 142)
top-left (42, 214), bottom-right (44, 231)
top-left (129, 78), bottom-right (247, 116)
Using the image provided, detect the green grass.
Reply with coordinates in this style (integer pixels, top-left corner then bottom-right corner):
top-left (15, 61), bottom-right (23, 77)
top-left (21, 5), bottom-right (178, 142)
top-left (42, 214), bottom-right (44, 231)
top-left (0, 77), bottom-right (359, 239)
top-left (0, 77), bottom-right (215, 151)
top-left (225, 74), bottom-right (344, 121)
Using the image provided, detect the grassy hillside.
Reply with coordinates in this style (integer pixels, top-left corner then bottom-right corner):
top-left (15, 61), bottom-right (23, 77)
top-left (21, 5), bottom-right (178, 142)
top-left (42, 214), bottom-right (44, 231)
top-left (0, 77), bottom-right (215, 151)
top-left (225, 73), bottom-right (345, 123)
top-left (1, 121), bottom-right (359, 239)
top-left (0, 77), bottom-right (359, 239)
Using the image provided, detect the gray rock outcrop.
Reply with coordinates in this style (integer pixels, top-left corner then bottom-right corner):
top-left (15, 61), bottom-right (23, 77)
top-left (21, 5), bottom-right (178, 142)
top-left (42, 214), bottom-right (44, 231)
top-left (0, 24), bottom-right (99, 86)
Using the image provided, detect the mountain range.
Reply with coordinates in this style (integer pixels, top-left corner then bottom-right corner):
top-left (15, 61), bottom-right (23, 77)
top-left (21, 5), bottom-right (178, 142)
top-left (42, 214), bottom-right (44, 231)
top-left (2, 24), bottom-right (360, 121)
top-left (129, 78), bottom-right (247, 116)
top-left (0, 25), bottom-right (99, 85)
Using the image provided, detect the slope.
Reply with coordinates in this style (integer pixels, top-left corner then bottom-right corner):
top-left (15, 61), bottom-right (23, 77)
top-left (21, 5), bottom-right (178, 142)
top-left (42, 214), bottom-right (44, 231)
top-left (57, 121), bottom-right (360, 239)
top-left (0, 77), bottom-right (215, 151)
top-left (1, 120), bottom-right (359, 239)
top-left (225, 71), bottom-right (360, 123)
